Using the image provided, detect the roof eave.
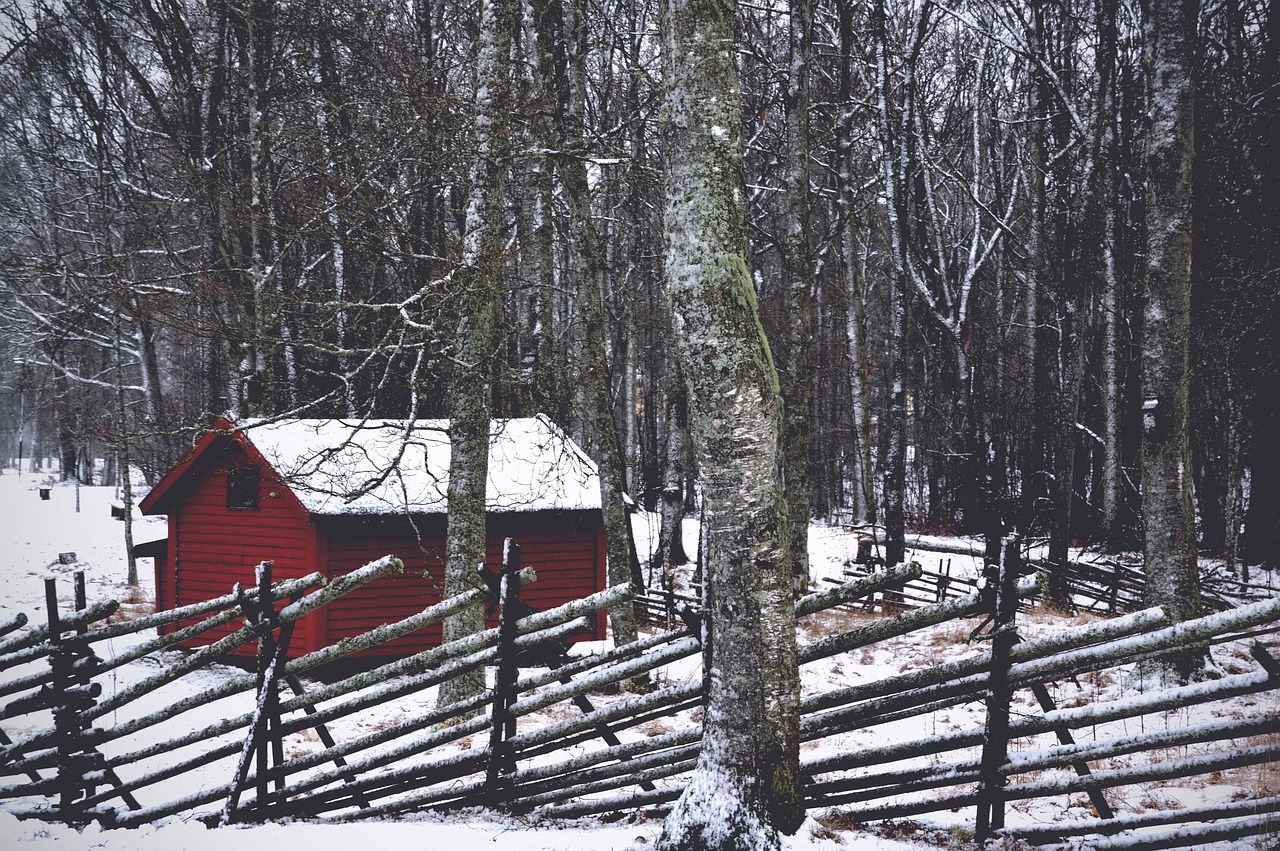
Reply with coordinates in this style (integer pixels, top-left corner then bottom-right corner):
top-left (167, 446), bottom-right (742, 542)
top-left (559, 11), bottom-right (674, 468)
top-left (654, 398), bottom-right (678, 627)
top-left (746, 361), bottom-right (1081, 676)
top-left (138, 414), bottom-right (238, 515)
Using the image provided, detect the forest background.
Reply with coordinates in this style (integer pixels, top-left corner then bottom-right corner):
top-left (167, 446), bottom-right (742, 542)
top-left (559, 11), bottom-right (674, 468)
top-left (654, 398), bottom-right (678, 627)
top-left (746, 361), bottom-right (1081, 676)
top-left (0, 0), bottom-right (1276, 585)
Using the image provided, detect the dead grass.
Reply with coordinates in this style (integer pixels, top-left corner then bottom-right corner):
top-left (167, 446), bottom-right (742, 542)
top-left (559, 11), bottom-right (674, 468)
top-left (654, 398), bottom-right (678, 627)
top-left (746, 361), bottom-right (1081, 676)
top-left (812, 813), bottom-right (1000, 850)
top-left (107, 582), bottom-right (155, 623)
top-left (797, 606), bottom-right (881, 641)
top-left (1221, 732), bottom-right (1280, 797)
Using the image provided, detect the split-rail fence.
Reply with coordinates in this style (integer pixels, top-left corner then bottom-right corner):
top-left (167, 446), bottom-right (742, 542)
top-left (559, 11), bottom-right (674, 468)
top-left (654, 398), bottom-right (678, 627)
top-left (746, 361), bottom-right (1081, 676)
top-left (1, 537), bottom-right (1276, 850)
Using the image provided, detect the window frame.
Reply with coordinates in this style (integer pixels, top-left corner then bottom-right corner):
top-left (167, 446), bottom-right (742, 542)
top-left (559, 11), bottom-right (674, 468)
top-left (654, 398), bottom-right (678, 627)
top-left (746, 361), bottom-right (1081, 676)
top-left (226, 468), bottom-right (262, 511)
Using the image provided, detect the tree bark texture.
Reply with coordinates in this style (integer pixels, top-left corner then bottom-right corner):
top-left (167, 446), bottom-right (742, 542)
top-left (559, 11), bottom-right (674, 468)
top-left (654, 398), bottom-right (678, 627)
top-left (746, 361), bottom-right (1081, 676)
top-left (438, 0), bottom-right (519, 711)
top-left (1139, 0), bottom-right (1204, 680)
top-left (874, 0), bottom-right (908, 567)
top-left (657, 0), bottom-right (801, 845)
top-left (776, 0), bottom-right (816, 595)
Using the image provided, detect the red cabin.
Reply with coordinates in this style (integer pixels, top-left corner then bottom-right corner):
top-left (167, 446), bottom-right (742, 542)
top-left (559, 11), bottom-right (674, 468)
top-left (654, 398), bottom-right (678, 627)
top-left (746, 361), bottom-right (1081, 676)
top-left (138, 415), bottom-right (607, 658)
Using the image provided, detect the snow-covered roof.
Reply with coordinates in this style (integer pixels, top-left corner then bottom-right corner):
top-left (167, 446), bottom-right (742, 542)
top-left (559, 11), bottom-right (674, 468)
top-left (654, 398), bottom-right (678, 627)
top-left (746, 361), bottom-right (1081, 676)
top-left (237, 415), bottom-right (601, 516)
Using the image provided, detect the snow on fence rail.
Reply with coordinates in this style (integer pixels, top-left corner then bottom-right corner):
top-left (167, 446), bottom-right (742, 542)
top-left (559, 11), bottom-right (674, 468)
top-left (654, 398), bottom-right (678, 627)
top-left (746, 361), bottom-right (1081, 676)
top-left (0, 539), bottom-right (1277, 849)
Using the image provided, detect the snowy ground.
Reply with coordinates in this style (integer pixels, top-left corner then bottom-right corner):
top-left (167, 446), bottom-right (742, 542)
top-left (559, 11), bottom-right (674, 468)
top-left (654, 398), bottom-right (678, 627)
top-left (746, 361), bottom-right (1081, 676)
top-left (0, 467), bottom-right (1274, 850)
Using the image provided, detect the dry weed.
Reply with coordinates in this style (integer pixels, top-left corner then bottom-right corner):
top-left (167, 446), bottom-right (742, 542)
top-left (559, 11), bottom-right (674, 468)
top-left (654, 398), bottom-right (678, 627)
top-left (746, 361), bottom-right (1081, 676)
top-left (798, 606), bottom-right (880, 641)
top-left (1221, 732), bottom-right (1280, 796)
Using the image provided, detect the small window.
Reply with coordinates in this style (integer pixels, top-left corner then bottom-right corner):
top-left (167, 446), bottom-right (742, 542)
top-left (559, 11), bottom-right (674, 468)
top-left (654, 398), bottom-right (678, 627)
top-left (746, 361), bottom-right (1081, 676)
top-left (227, 469), bottom-right (261, 510)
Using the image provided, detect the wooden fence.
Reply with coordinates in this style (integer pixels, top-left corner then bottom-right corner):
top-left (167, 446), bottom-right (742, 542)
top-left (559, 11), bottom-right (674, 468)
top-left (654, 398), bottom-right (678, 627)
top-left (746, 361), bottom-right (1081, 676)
top-left (1, 537), bottom-right (1277, 849)
top-left (831, 533), bottom-right (1266, 616)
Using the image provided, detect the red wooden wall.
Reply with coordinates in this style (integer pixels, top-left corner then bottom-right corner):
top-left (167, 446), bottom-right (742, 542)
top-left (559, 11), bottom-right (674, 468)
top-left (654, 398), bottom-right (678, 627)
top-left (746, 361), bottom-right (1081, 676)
top-left (316, 512), bottom-right (606, 658)
top-left (163, 442), bottom-right (319, 652)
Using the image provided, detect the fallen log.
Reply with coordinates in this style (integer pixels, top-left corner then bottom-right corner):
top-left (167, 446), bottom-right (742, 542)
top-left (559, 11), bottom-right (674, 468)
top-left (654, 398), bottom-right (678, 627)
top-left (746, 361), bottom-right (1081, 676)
top-left (795, 563), bottom-right (922, 617)
top-left (798, 583), bottom-right (1025, 664)
top-left (87, 574), bottom-right (323, 642)
top-left (0, 614), bottom-right (27, 639)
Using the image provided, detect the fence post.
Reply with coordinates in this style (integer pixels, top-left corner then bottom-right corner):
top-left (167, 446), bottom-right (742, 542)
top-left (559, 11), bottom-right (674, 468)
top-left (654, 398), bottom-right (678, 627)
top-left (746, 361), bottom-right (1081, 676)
top-left (46, 577), bottom-right (74, 816)
top-left (975, 534), bottom-right (1020, 843)
top-left (43, 576), bottom-right (104, 823)
top-left (221, 560), bottom-right (296, 824)
top-left (1108, 561), bottom-right (1122, 613)
top-left (485, 539), bottom-right (522, 804)
top-left (253, 563), bottom-right (275, 812)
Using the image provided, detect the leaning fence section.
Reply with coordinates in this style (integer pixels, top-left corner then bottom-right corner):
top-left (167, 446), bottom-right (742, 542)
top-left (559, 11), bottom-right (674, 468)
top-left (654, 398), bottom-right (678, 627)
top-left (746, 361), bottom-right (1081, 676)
top-left (800, 536), bottom-right (1280, 850)
top-left (1, 537), bottom-right (1277, 849)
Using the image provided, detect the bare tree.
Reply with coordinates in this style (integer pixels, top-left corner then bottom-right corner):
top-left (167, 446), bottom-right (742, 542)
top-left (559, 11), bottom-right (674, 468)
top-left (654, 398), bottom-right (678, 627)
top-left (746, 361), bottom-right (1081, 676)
top-left (775, 0), bottom-right (816, 594)
top-left (531, 0), bottom-right (643, 651)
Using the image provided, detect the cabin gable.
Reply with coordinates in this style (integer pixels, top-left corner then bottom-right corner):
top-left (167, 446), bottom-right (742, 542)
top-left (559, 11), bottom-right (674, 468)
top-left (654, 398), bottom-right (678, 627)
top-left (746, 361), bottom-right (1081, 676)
top-left (163, 438), bottom-right (320, 651)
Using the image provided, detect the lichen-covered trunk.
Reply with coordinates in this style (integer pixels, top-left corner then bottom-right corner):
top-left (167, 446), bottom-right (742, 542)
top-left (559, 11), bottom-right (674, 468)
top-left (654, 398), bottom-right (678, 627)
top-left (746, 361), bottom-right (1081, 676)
top-left (656, 0), bottom-right (800, 845)
top-left (437, 0), bottom-right (518, 711)
top-left (1140, 0), bottom-right (1205, 681)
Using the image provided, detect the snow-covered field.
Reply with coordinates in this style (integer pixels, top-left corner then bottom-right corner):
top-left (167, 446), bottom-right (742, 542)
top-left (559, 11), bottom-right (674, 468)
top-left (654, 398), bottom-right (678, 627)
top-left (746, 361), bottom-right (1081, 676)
top-left (0, 468), bottom-right (1274, 850)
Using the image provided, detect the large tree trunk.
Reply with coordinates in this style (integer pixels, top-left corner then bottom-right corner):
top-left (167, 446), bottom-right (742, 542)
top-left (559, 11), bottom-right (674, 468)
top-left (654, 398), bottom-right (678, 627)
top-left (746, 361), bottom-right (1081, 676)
top-left (1140, 0), bottom-right (1205, 681)
top-left (437, 0), bottom-right (518, 712)
top-left (656, 0), bottom-right (801, 845)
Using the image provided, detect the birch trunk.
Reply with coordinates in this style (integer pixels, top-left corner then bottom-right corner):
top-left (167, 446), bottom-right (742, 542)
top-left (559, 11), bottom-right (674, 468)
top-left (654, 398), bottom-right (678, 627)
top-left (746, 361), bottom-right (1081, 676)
top-left (1023, 0), bottom-right (1051, 571)
top-left (874, 0), bottom-right (908, 566)
top-left (837, 4), bottom-right (875, 526)
top-left (1098, 0), bottom-right (1125, 552)
top-left (438, 0), bottom-right (519, 711)
top-left (1139, 0), bottom-right (1206, 681)
top-left (657, 0), bottom-right (800, 843)
top-left (1101, 202), bottom-right (1123, 549)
